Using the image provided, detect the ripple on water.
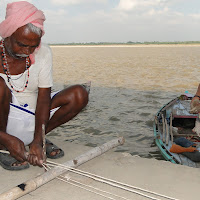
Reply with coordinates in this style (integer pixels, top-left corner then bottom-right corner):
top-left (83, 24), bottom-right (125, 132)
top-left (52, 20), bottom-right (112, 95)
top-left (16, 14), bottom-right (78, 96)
top-left (83, 127), bottom-right (101, 135)
top-left (109, 116), bottom-right (120, 121)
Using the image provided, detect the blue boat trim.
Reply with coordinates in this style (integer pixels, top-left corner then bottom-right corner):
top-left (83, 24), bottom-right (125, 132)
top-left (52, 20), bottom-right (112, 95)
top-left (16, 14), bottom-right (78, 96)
top-left (153, 123), bottom-right (177, 164)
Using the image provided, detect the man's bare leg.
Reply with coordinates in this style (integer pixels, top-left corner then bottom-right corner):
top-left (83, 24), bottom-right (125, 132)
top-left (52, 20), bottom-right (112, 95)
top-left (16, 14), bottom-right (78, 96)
top-left (47, 85), bottom-right (89, 133)
top-left (45, 85), bottom-right (89, 157)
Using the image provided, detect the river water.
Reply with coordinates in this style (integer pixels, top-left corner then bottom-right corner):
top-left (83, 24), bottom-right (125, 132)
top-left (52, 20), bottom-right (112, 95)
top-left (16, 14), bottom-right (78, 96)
top-left (49, 45), bottom-right (200, 159)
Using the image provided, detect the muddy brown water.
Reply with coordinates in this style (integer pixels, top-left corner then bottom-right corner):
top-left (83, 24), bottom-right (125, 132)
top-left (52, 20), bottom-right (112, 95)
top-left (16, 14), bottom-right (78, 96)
top-left (49, 45), bottom-right (200, 159)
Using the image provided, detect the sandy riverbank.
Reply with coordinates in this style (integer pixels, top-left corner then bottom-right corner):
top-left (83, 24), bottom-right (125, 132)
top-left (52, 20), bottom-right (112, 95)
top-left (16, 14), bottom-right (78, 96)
top-left (0, 137), bottom-right (200, 200)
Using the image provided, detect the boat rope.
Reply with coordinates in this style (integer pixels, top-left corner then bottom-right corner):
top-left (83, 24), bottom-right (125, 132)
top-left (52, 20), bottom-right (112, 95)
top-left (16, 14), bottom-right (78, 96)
top-left (68, 178), bottom-right (131, 200)
top-left (42, 164), bottom-right (121, 200)
top-left (44, 160), bottom-right (179, 200)
top-left (44, 163), bottom-right (160, 200)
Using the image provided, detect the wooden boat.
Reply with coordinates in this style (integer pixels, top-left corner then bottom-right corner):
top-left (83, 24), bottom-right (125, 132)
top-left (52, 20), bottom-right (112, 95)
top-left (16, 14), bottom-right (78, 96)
top-left (153, 93), bottom-right (200, 168)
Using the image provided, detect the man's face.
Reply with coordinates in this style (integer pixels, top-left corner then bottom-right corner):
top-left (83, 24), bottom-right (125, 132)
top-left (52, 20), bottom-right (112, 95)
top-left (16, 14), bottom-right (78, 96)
top-left (5, 25), bottom-right (41, 59)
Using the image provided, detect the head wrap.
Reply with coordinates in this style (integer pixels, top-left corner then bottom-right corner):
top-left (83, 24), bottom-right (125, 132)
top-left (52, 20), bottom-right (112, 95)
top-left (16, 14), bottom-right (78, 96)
top-left (0, 1), bottom-right (46, 63)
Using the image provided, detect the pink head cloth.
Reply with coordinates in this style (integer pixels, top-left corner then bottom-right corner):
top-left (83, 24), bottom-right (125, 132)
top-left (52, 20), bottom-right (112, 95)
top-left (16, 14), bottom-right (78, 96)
top-left (0, 1), bottom-right (46, 64)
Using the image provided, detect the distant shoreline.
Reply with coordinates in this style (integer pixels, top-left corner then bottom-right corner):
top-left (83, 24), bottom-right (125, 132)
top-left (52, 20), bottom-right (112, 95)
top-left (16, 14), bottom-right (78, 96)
top-left (49, 42), bottom-right (200, 46)
top-left (50, 43), bottom-right (200, 48)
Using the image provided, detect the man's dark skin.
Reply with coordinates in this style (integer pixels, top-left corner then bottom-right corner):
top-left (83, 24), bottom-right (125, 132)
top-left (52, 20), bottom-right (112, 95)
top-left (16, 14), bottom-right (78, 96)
top-left (0, 25), bottom-right (88, 167)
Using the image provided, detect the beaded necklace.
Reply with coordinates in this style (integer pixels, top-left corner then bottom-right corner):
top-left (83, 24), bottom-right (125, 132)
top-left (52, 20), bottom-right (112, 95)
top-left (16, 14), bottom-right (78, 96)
top-left (0, 39), bottom-right (30, 93)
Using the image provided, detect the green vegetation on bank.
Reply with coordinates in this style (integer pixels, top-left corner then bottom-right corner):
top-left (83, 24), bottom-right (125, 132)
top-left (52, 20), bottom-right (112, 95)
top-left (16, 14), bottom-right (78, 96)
top-left (49, 41), bottom-right (200, 46)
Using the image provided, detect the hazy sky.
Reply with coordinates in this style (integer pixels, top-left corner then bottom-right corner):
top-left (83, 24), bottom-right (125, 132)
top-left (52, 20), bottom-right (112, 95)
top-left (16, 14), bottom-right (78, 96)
top-left (0, 0), bottom-right (200, 43)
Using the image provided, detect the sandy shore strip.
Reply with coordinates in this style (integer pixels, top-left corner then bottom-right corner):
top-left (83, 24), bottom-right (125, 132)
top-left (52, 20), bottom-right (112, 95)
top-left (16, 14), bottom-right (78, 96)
top-left (0, 137), bottom-right (200, 200)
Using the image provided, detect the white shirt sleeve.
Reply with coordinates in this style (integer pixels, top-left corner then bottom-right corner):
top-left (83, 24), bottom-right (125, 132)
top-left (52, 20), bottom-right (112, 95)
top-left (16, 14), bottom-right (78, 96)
top-left (38, 44), bottom-right (53, 88)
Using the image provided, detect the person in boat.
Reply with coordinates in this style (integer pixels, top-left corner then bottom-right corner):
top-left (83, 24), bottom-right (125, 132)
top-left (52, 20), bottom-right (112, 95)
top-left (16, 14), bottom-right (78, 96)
top-left (190, 85), bottom-right (200, 113)
top-left (0, 1), bottom-right (89, 170)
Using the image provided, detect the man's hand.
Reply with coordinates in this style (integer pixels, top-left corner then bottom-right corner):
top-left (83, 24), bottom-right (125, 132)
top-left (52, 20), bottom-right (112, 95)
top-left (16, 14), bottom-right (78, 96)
top-left (190, 97), bottom-right (200, 114)
top-left (28, 141), bottom-right (44, 167)
top-left (4, 135), bottom-right (27, 162)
